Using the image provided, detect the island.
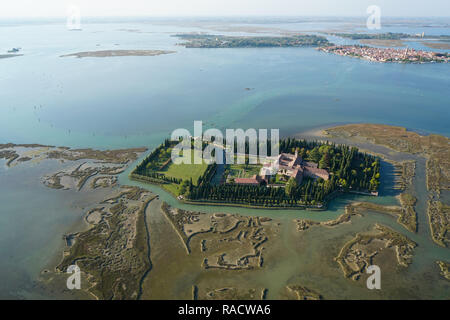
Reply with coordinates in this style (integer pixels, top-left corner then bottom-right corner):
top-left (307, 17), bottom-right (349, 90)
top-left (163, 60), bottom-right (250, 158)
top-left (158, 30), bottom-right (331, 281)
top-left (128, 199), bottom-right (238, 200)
top-left (0, 54), bottom-right (23, 59)
top-left (130, 138), bottom-right (380, 209)
top-left (318, 45), bottom-right (449, 63)
top-left (325, 31), bottom-right (450, 48)
top-left (60, 50), bottom-right (176, 58)
top-left (331, 32), bottom-right (450, 41)
top-left (173, 34), bottom-right (331, 48)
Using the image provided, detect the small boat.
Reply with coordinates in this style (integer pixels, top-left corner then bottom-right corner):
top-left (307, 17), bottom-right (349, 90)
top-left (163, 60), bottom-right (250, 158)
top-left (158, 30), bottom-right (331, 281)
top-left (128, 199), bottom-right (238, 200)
top-left (7, 48), bottom-right (21, 53)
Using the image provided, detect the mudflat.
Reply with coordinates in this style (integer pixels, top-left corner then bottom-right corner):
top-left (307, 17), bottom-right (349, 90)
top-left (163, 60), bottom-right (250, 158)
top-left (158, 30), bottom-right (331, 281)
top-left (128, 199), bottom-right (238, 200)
top-left (60, 50), bottom-right (176, 58)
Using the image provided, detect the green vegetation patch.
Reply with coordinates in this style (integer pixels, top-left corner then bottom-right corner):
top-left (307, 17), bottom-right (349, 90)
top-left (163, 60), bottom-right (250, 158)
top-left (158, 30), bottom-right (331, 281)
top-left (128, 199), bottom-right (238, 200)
top-left (226, 163), bottom-right (262, 181)
top-left (174, 34), bottom-right (331, 48)
top-left (57, 187), bottom-right (154, 300)
top-left (131, 139), bottom-right (210, 196)
top-left (158, 149), bottom-right (208, 184)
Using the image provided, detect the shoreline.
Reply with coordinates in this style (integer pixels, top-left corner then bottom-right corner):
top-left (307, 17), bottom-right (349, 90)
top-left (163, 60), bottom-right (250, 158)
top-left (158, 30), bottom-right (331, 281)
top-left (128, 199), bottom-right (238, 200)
top-left (318, 45), bottom-right (450, 64)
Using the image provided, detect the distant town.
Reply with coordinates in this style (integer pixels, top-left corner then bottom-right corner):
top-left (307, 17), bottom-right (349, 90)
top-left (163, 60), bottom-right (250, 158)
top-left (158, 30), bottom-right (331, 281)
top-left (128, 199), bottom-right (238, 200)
top-left (319, 45), bottom-right (450, 63)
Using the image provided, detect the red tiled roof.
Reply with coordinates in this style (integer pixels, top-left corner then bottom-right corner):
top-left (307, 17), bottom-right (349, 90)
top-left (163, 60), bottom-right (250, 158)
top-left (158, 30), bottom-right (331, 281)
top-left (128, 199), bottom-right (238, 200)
top-left (235, 175), bottom-right (262, 185)
top-left (234, 178), bottom-right (260, 185)
top-left (304, 166), bottom-right (329, 179)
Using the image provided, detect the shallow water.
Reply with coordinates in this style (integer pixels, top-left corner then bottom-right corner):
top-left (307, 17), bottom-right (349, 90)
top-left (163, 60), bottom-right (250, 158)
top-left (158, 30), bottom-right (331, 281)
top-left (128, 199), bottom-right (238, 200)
top-left (0, 159), bottom-right (113, 298)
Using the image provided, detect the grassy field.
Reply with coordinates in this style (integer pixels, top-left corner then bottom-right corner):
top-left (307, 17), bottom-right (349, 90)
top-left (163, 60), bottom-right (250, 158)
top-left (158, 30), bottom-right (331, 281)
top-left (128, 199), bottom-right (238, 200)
top-left (158, 149), bottom-right (208, 186)
top-left (131, 147), bottom-right (210, 197)
top-left (162, 183), bottom-right (183, 196)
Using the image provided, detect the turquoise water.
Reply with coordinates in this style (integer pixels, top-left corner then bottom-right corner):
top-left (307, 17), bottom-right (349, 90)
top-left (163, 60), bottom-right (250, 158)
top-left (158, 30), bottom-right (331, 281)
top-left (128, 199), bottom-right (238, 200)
top-left (0, 18), bottom-right (449, 299)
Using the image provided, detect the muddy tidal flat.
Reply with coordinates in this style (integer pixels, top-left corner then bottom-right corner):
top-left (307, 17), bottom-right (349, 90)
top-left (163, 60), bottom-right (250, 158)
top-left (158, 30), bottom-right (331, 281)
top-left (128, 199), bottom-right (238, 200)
top-left (60, 50), bottom-right (176, 58)
top-left (360, 39), bottom-right (406, 47)
top-left (421, 41), bottom-right (450, 50)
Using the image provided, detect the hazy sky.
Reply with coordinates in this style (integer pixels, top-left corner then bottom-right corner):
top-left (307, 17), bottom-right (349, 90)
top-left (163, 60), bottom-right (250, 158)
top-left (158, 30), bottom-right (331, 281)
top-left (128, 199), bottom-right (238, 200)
top-left (1, 0), bottom-right (449, 18)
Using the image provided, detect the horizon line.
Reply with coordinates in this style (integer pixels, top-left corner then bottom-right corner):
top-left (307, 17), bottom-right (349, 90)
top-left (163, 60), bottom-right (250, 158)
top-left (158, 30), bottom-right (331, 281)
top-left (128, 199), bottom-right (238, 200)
top-left (1, 14), bottom-right (450, 19)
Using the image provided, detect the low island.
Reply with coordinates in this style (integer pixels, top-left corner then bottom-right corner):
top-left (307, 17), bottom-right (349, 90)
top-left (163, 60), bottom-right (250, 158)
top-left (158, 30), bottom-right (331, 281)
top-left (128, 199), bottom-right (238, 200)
top-left (130, 137), bottom-right (380, 209)
top-left (0, 54), bottom-right (23, 59)
top-left (331, 32), bottom-right (450, 41)
top-left (174, 34), bottom-right (331, 48)
top-left (60, 50), bottom-right (175, 58)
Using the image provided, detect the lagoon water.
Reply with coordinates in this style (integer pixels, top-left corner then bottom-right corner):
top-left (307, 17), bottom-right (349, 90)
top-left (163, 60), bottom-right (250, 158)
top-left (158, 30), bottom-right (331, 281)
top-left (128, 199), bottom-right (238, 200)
top-left (0, 17), bottom-right (449, 298)
top-left (1, 19), bottom-right (449, 150)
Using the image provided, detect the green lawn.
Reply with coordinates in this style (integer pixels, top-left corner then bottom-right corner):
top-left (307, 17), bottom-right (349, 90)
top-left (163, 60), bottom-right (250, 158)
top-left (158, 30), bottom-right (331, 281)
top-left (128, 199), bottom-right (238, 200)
top-left (157, 149), bottom-right (208, 186)
top-left (161, 183), bottom-right (182, 196)
top-left (275, 174), bottom-right (288, 185)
